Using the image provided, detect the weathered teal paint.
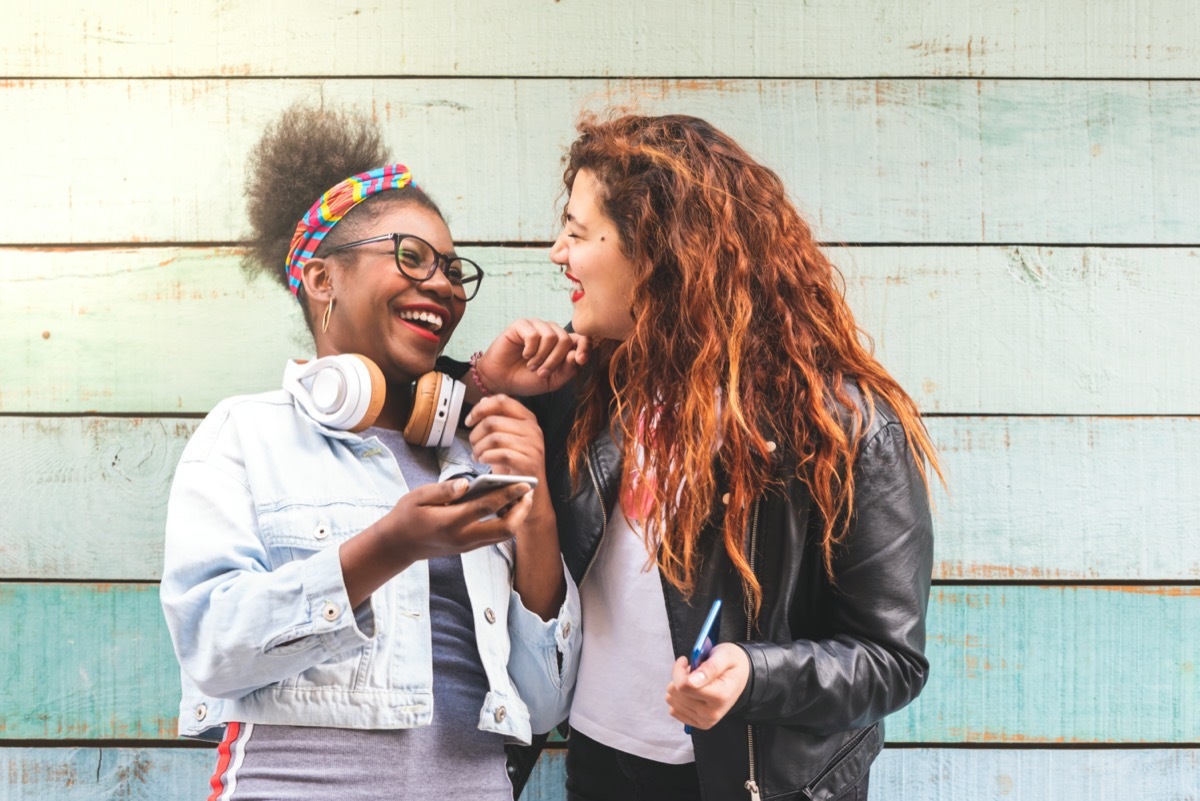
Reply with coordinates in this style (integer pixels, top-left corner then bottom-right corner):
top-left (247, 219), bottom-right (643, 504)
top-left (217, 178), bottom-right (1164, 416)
top-left (3, 584), bottom-right (1197, 742)
top-left (2, 746), bottom-right (1198, 801)
top-left (891, 586), bottom-right (1200, 742)
top-left (0, 585), bottom-right (178, 740)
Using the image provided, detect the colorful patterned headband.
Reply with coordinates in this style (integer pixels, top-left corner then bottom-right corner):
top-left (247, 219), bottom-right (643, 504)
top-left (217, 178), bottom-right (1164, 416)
top-left (284, 163), bottom-right (416, 296)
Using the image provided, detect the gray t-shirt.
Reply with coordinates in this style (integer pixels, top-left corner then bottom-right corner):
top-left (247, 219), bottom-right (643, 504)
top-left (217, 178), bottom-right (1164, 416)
top-left (218, 428), bottom-right (511, 800)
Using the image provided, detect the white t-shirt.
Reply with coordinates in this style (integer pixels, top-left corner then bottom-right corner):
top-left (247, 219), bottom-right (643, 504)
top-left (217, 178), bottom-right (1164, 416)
top-left (569, 499), bottom-right (695, 765)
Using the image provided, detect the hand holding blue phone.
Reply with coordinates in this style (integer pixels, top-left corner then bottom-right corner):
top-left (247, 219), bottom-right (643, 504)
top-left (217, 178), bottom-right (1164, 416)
top-left (683, 598), bottom-right (722, 734)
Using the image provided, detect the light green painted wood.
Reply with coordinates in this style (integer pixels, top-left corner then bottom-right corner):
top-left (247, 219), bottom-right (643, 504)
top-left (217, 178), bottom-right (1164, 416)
top-left (3, 584), bottom-right (1197, 742)
top-left (839, 245), bottom-right (1200, 414)
top-left (4, 247), bottom-right (307, 414)
top-left (3, 416), bottom-right (1198, 581)
top-left (4, 1), bottom-right (1199, 79)
top-left (3, 79), bottom-right (1198, 245)
top-left (1, 747), bottom-right (1197, 801)
top-left (6, 246), bottom-right (1197, 414)
top-left (931, 416), bottom-right (1200, 580)
top-left (0, 418), bottom-right (196, 580)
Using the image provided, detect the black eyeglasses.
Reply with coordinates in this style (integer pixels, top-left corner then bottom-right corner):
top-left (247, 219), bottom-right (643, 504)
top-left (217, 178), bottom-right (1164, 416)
top-left (322, 233), bottom-right (484, 301)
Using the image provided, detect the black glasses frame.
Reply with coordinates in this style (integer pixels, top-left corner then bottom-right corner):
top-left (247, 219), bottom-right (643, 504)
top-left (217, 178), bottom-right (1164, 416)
top-left (322, 233), bottom-right (484, 301)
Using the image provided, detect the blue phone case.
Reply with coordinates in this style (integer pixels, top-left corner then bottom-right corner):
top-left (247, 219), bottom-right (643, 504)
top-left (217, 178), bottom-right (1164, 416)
top-left (689, 598), bottom-right (723, 670)
top-left (684, 599), bottom-right (723, 734)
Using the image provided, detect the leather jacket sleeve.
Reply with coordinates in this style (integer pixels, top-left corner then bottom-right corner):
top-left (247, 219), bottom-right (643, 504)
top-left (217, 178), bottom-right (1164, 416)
top-left (732, 420), bottom-right (934, 734)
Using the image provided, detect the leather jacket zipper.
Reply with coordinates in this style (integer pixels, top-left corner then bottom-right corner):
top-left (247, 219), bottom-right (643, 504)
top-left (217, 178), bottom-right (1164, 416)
top-left (579, 446), bottom-right (609, 588)
top-left (743, 498), bottom-right (762, 801)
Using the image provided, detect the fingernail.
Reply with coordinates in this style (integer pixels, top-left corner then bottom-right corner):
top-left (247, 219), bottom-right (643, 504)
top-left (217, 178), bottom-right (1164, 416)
top-left (689, 671), bottom-right (706, 686)
top-left (454, 479), bottom-right (469, 492)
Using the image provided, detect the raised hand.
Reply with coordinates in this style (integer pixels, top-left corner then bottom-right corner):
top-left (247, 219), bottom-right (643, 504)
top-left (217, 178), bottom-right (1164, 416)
top-left (466, 393), bottom-right (566, 620)
top-left (473, 319), bottom-right (590, 397)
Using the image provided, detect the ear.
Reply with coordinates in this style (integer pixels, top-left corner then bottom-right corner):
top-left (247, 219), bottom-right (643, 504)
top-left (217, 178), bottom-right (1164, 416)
top-left (302, 257), bottom-right (334, 304)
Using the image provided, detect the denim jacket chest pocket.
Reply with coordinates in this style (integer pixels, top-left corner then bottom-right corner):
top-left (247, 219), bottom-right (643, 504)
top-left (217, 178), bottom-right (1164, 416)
top-left (257, 500), bottom-right (391, 569)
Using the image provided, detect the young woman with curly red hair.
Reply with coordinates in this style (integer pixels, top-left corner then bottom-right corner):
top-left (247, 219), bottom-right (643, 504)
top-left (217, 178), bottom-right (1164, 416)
top-left (474, 113), bottom-right (941, 801)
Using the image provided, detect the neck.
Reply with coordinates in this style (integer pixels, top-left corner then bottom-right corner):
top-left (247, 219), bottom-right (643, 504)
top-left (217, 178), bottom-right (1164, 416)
top-left (372, 380), bottom-right (415, 431)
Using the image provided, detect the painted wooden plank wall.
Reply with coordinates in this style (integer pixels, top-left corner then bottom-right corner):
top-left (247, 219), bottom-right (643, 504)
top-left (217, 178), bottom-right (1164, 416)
top-left (5, 1), bottom-right (1200, 79)
top-left (7, 245), bottom-right (1198, 415)
top-left (3, 583), bottom-right (1198, 743)
top-left (4, 1), bottom-right (1196, 798)
top-left (4, 415), bottom-right (1199, 582)
top-left (2, 747), bottom-right (1199, 801)
top-left (3, 79), bottom-right (1200, 245)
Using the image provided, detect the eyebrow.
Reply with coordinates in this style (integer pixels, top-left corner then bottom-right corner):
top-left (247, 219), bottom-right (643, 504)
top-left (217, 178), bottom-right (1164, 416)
top-left (566, 212), bottom-right (588, 230)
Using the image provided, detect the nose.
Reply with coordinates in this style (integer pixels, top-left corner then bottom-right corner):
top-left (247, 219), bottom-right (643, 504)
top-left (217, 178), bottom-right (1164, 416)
top-left (550, 229), bottom-right (569, 269)
top-left (417, 260), bottom-right (456, 300)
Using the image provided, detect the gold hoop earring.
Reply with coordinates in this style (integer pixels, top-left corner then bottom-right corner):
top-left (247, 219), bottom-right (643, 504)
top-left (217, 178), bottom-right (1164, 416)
top-left (322, 300), bottom-right (334, 334)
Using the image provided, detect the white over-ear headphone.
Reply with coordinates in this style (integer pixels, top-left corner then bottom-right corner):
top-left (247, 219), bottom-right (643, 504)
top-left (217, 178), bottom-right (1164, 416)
top-left (283, 354), bottom-right (466, 447)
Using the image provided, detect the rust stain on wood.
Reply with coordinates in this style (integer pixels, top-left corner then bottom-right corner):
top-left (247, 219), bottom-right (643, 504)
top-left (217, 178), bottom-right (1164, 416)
top-left (936, 561), bottom-right (1075, 580)
top-left (1101, 586), bottom-right (1200, 597)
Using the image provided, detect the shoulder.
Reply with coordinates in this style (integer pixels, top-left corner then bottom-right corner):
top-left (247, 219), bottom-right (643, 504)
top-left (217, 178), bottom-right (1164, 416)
top-left (180, 389), bottom-right (299, 464)
top-left (824, 379), bottom-right (903, 449)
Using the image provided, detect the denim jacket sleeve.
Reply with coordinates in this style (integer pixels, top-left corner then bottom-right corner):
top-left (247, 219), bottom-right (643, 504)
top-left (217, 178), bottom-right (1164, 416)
top-left (160, 407), bottom-right (373, 700)
top-left (504, 557), bottom-right (582, 734)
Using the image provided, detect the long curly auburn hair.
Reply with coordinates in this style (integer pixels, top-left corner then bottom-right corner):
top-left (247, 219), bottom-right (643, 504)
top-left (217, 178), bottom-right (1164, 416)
top-left (562, 113), bottom-right (943, 614)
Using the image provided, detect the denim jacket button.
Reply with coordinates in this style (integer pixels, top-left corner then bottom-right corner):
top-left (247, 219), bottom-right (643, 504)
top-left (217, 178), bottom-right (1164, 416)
top-left (322, 601), bottom-right (341, 621)
top-left (484, 608), bottom-right (496, 624)
top-left (494, 705), bottom-right (507, 723)
top-left (194, 703), bottom-right (207, 721)
top-left (314, 522), bottom-right (331, 540)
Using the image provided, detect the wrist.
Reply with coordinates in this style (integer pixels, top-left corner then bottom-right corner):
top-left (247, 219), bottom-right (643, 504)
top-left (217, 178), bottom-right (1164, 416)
top-left (468, 350), bottom-right (493, 398)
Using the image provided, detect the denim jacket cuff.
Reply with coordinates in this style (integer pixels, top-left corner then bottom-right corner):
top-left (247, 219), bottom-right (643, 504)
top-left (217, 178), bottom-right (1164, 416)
top-left (296, 546), bottom-right (375, 652)
top-left (507, 559), bottom-right (580, 658)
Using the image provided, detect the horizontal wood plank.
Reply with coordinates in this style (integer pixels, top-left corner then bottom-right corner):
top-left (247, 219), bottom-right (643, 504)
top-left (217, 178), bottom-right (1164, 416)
top-left (0, 584), bottom-right (178, 739)
top-left (0, 418), bottom-right (195, 580)
top-left (889, 586), bottom-right (1200, 743)
top-left (2, 79), bottom-right (1198, 244)
top-left (0, 746), bottom-right (1197, 800)
top-left (526, 748), bottom-right (1200, 800)
top-left (2, 584), bottom-right (1197, 742)
top-left (930, 416), bottom-right (1200, 581)
top-left (2, 746), bottom-right (1197, 800)
top-left (4, 1), bottom-right (1199, 79)
top-left (6, 245), bottom-right (1198, 415)
top-left (3, 415), bottom-right (1198, 582)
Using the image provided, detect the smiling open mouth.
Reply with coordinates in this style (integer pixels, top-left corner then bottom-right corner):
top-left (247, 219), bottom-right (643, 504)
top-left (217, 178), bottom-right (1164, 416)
top-left (397, 309), bottom-right (445, 333)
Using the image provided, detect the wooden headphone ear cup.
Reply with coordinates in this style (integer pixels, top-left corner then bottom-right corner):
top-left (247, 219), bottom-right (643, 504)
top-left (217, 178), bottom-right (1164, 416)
top-left (348, 355), bottom-right (387, 433)
top-left (403, 372), bottom-right (441, 446)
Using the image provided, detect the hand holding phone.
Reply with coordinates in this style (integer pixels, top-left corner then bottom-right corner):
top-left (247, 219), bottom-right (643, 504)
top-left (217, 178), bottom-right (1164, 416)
top-left (684, 598), bottom-right (722, 734)
top-left (453, 473), bottom-right (539, 521)
top-left (458, 473), bottom-right (540, 501)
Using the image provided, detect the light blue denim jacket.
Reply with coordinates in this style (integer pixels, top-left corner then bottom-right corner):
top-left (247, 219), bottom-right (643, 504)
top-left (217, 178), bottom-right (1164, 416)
top-left (160, 386), bottom-right (581, 745)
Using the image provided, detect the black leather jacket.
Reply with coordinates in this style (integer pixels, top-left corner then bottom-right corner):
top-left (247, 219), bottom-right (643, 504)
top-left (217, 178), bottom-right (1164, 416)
top-left (527, 380), bottom-right (934, 801)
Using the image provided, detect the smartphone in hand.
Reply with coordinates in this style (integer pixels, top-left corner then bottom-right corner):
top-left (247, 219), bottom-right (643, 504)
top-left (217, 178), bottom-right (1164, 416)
top-left (684, 598), bottom-right (722, 734)
top-left (453, 473), bottom-right (539, 520)
top-left (458, 473), bottom-right (540, 501)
